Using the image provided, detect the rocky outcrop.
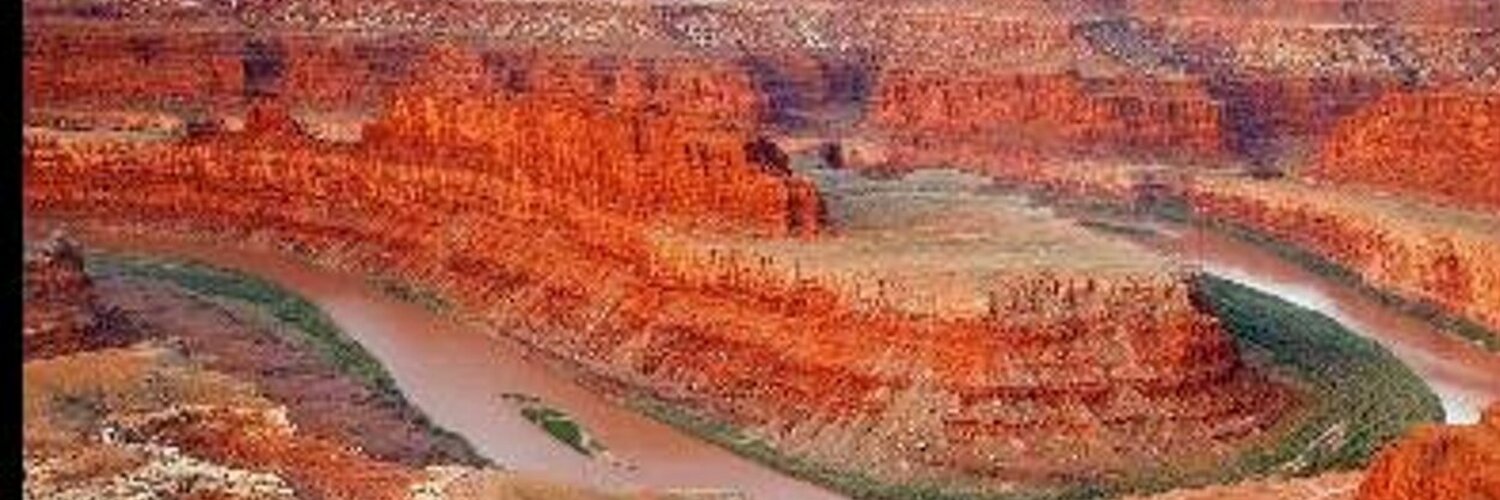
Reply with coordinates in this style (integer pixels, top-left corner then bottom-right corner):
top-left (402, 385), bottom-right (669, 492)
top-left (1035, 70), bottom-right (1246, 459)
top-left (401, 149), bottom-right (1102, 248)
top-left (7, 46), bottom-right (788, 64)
top-left (21, 344), bottom-right (399, 499)
top-left (23, 232), bottom-right (104, 359)
top-left (19, 235), bottom-right (706, 500)
top-left (1186, 177), bottom-right (1500, 337)
top-left (1311, 91), bottom-right (1500, 211)
top-left (362, 45), bottom-right (818, 237)
top-left (1357, 403), bottom-right (1500, 500)
top-left (22, 345), bottom-right (658, 500)
top-left (22, 30), bottom-right (243, 108)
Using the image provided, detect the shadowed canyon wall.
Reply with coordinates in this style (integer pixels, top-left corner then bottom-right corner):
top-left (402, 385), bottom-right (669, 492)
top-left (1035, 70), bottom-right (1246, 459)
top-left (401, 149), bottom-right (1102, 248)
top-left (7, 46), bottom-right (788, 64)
top-left (868, 72), bottom-right (1226, 159)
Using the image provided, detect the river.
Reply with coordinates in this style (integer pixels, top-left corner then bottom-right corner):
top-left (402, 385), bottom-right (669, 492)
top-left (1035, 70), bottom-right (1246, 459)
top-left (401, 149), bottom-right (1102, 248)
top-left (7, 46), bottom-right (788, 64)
top-left (55, 215), bottom-right (1499, 500)
top-left (69, 229), bottom-right (844, 500)
top-left (1147, 223), bottom-right (1500, 424)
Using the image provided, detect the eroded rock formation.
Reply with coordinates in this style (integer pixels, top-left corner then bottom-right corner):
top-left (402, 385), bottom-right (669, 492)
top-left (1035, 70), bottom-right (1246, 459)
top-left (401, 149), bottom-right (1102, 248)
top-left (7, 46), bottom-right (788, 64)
top-left (24, 44), bottom-right (1287, 488)
top-left (34, 0), bottom-right (1489, 492)
top-left (24, 0), bottom-right (1500, 166)
top-left (23, 232), bottom-right (106, 359)
top-left (362, 45), bottom-right (818, 237)
top-left (1187, 177), bottom-right (1500, 337)
top-left (869, 72), bottom-right (1226, 159)
top-left (1311, 91), bottom-right (1500, 211)
top-left (1357, 403), bottom-right (1500, 500)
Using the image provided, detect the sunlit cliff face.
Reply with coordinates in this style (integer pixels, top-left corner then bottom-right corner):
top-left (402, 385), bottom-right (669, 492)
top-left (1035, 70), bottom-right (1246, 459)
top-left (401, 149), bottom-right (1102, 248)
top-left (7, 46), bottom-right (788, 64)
top-left (21, 40), bottom-right (1290, 485)
top-left (20, 0), bottom-right (1500, 497)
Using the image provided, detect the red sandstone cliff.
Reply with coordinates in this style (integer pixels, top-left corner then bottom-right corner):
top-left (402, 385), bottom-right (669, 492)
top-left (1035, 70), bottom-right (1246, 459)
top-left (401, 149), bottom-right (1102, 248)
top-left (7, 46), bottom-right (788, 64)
top-left (24, 133), bottom-right (1281, 483)
top-left (1187, 177), bottom-right (1500, 337)
top-left (1311, 91), bottom-right (1500, 211)
top-left (363, 45), bottom-right (819, 237)
top-left (25, 4), bottom-right (1492, 171)
top-left (19, 23), bottom-right (1292, 492)
top-left (869, 71), bottom-right (1226, 160)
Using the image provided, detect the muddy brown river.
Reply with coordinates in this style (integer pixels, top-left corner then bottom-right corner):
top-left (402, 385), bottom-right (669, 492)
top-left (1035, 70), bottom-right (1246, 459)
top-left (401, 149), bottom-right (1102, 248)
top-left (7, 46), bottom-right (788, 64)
top-left (68, 230), bottom-right (843, 500)
top-left (50, 214), bottom-right (1500, 499)
top-left (1150, 223), bottom-right (1500, 424)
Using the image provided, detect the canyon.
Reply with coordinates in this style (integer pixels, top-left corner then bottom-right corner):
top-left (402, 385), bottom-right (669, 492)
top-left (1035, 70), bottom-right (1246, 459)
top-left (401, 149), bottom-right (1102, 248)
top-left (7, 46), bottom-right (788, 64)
top-left (22, 0), bottom-right (1500, 499)
top-left (1184, 175), bottom-right (1500, 341)
top-left (23, 44), bottom-right (1289, 490)
top-left (21, 232), bottom-right (677, 499)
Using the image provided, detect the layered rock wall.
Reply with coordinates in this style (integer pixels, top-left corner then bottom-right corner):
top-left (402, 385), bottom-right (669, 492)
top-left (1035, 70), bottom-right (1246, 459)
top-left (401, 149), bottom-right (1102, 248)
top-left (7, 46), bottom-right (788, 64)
top-left (25, 118), bottom-right (1280, 487)
top-left (23, 30), bottom-right (243, 107)
top-left (869, 71), bottom-right (1226, 158)
top-left (362, 46), bottom-right (818, 237)
top-left (27, 1), bottom-right (1499, 163)
top-left (1311, 91), bottom-right (1500, 211)
top-left (1187, 178), bottom-right (1500, 336)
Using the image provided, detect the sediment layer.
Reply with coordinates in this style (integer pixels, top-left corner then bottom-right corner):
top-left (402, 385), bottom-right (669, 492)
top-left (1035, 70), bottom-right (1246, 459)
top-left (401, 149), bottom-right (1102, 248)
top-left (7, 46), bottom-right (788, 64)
top-left (25, 0), bottom-right (1500, 165)
top-left (1187, 177), bottom-right (1500, 337)
top-left (25, 89), bottom-right (1282, 491)
top-left (868, 71), bottom-right (1225, 158)
top-left (1311, 91), bottom-right (1500, 211)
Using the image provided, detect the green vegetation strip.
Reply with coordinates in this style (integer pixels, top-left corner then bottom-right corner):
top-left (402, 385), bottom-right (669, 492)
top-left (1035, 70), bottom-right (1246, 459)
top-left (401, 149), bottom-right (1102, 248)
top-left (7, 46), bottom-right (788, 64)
top-left (629, 276), bottom-right (1441, 500)
top-left (521, 406), bottom-right (604, 456)
top-left (1188, 275), bottom-right (1442, 476)
top-left (630, 397), bottom-right (993, 500)
top-left (85, 252), bottom-right (488, 465)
